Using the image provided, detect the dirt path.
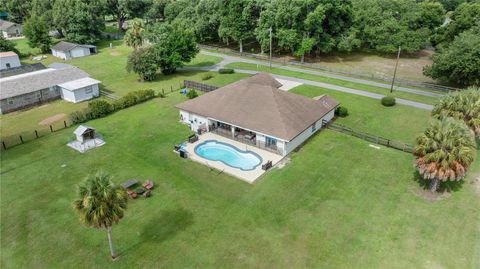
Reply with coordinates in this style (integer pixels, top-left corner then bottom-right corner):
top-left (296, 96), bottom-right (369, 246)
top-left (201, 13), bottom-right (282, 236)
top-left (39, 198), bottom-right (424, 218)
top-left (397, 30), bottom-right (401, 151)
top-left (39, 113), bottom-right (67, 125)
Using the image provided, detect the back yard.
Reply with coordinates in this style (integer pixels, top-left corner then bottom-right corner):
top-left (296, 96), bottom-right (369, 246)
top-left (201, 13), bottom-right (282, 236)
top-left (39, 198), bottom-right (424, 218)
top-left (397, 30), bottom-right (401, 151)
top-left (1, 37), bottom-right (479, 269)
top-left (1, 86), bottom-right (479, 268)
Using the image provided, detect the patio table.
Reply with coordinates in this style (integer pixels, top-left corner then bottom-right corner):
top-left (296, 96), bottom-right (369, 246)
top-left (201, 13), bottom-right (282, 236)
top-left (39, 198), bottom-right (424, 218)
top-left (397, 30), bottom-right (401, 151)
top-left (121, 179), bottom-right (138, 189)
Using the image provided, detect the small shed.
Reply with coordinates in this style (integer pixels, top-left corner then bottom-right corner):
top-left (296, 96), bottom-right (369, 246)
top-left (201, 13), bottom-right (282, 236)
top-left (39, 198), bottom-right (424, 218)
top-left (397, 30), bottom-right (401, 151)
top-left (0, 51), bottom-right (21, 70)
top-left (51, 41), bottom-right (97, 60)
top-left (74, 125), bottom-right (96, 143)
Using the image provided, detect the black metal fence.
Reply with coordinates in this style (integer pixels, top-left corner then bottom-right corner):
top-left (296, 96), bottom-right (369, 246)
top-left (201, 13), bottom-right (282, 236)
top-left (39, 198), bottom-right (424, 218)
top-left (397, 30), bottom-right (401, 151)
top-left (1, 120), bottom-right (72, 151)
top-left (323, 120), bottom-right (414, 153)
top-left (199, 44), bottom-right (459, 93)
top-left (184, 80), bottom-right (219, 92)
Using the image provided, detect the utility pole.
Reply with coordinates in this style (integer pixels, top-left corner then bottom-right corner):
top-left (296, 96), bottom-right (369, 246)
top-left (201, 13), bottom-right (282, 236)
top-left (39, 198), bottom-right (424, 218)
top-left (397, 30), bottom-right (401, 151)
top-left (269, 26), bottom-right (273, 69)
top-left (390, 46), bottom-right (401, 93)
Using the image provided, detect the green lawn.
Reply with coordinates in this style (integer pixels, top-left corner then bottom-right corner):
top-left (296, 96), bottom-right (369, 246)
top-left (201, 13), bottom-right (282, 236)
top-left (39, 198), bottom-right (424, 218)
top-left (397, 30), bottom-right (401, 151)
top-left (1, 91), bottom-right (479, 268)
top-left (225, 62), bottom-right (438, 105)
top-left (0, 40), bottom-right (233, 141)
top-left (291, 85), bottom-right (430, 143)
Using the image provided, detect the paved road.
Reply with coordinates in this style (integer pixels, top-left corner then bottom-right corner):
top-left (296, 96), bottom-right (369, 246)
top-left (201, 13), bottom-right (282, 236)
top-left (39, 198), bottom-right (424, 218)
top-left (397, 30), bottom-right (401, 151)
top-left (201, 50), bottom-right (443, 98)
top-left (183, 65), bottom-right (433, 110)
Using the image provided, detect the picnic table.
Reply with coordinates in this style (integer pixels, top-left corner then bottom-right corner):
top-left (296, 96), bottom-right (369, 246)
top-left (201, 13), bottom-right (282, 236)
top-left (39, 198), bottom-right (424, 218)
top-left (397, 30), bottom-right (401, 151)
top-left (121, 179), bottom-right (138, 189)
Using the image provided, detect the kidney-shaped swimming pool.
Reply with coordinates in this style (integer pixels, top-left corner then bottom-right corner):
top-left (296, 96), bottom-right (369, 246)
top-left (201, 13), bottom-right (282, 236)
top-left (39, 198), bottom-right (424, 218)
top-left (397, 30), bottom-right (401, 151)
top-left (194, 140), bottom-right (263, 171)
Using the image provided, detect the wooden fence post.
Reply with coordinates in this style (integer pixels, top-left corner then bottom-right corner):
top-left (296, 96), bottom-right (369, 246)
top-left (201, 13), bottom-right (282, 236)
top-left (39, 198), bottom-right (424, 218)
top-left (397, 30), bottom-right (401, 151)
top-left (171, 85), bottom-right (173, 92)
top-left (50, 125), bottom-right (53, 132)
top-left (2, 141), bottom-right (6, 150)
top-left (64, 121), bottom-right (67, 128)
top-left (19, 135), bottom-right (24, 144)
top-left (35, 130), bottom-right (39, 138)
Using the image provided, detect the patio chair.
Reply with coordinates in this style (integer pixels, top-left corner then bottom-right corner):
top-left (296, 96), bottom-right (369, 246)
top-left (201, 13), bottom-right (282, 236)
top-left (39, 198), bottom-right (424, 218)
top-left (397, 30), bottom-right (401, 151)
top-left (143, 180), bottom-right (154, 190)
top-left (143, 190), bottom-right (151, 198)
top-left (127, 190), bottom-right (137, 199)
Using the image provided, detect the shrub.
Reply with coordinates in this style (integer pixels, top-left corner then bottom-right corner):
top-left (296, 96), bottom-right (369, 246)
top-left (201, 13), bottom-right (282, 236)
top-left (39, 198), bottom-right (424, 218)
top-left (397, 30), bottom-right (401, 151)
top-left (202, 74), bottom-right (213, 80)
top-left (70, 89), bottom-right (157, 124)
top-left (218, 68), bottom-right (234, 74)
top-left (186, 89), bottom-right (198, 99)
top-left (381, 96), bottom-right (396, 107)
top-left (88, 99), bottom-right (113, 118)
top-left (69, 108), bottom-right (93, 124)
top-left (335, 106), bottom-right (349, 117)
top-left (114, 89), bottom-right (157, 109)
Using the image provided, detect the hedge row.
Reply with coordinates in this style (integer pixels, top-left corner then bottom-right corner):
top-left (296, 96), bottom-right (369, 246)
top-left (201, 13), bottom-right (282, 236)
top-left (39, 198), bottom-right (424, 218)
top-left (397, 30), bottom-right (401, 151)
top-left (70, 89), bottom-right (156, 124)
top-left (218, 68), bottom-right (234, 74)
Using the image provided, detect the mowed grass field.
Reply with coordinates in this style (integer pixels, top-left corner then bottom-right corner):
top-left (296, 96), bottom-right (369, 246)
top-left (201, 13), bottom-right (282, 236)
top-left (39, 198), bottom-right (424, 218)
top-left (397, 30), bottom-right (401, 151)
top-left (1, 86), bottom-right (479, 268)
top-left (0, 39), bottom-right (234, 140)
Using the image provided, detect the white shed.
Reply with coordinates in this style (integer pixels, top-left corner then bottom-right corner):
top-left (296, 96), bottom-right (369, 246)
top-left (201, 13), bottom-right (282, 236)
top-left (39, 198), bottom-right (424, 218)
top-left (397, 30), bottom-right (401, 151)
top-left (58, 77), bottom-right (101, 103)
top-left (0, 51), bottom-right (21, 70)
top-left (74, 125), bottom-right (96, 143)
top-left (51, 41), bottom-right (97, 60)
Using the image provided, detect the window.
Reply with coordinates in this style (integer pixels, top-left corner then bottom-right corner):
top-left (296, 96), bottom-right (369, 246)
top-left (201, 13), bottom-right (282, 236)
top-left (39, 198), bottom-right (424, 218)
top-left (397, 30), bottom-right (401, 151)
top-left (6, 63), bottom-right (10, 68)
top-left (85, 87), bottom-right (93, 94)
top-left (7, 98), bottom-right (14, 105)
top-left (311, 122), bottom-right (316, 132)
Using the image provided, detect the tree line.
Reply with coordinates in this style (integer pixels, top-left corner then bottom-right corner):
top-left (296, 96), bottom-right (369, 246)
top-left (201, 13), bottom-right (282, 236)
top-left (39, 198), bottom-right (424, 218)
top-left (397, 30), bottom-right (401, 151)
top-left (1, 0), bottom-right (478, 86)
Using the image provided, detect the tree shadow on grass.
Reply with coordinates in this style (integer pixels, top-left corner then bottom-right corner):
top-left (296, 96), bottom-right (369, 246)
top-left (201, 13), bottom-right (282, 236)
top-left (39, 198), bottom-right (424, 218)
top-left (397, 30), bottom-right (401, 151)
top-left (118, 208), bottom-right (194, 257)
top-left (413, 171), bottom-right (465, 194)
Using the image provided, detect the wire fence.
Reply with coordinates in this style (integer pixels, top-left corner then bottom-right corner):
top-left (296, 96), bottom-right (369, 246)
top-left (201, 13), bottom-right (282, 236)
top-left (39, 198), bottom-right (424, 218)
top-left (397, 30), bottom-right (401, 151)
top-left (1, 120), bottom-right (72, 151)
top-left (184, 80), bottom-right (219, 92)
top-left (323, 120), bottom-right (414, 153)
top-left (199, 44), bottom-right (460, 93)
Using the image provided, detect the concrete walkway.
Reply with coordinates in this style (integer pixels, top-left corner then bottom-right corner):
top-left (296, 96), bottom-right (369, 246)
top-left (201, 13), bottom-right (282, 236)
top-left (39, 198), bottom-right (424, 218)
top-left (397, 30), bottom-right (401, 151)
top-left (183, 65), bottom-right (434, 110)
top-left (201, 50), bottom-right (443, 98)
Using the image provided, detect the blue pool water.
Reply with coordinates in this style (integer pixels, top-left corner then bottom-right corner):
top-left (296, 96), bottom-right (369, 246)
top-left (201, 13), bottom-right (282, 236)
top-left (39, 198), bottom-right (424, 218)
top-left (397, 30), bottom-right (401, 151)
top-left (194, 140), bottom-right (263, 171)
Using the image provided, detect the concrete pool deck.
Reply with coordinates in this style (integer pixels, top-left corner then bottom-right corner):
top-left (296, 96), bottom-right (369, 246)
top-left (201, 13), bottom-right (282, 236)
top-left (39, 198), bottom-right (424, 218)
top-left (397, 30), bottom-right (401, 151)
top-left (183, 132), bottom-right (283, 183)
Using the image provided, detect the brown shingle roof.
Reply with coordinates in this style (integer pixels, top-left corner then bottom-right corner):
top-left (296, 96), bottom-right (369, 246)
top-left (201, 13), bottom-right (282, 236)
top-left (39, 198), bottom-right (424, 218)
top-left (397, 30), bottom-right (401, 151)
top-left (176, 73), bottom-right (338, 141)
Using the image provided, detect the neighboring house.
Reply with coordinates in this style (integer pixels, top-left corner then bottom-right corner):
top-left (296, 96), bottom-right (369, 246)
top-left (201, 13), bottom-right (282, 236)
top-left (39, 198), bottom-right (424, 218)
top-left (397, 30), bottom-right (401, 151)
top-left (176, 73), bottom-right (339, 156)
top-left (0, 63), bottom-right (100, 114)
top-left (0, 51), bottom-right (21, 70)
top-left (0, 19), bottom-right (22, 38)
top-left (51, 41), bottom-right (97, 60)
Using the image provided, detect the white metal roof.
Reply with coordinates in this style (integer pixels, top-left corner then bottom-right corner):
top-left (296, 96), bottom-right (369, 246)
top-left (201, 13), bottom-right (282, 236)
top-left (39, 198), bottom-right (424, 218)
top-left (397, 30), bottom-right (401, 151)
top-left (74, 125), bottom-right (94, 136)
top-left (57, 77), bottom-right (101, 91)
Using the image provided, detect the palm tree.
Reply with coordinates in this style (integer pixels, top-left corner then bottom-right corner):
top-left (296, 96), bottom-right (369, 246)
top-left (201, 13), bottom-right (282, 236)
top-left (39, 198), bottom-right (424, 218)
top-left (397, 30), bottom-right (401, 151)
top-left (73, 172), bottom-right (128, 260)
top-left (124, 19), bottom-right (144, 50)
top-left (432, 87), bottom-right (480, 137)
top-left (414, 118), bottom-right (477, 192)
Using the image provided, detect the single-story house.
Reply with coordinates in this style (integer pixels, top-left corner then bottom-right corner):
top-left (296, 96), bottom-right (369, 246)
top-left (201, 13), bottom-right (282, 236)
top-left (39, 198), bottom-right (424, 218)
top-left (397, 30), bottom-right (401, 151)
top-left (0, 63), bottom-right (100, 114)
top-left (0, 51), bottom-right (21, 70)
top-left (51, 41), bottom-right (97, 60)
top-left (176, 73), bottom-right (339, 156)
top-left (0, 19), bottom-right (22, 38)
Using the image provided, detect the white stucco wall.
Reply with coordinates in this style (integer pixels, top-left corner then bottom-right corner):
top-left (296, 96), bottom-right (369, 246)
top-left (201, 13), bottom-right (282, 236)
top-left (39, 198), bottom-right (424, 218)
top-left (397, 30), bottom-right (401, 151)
top-left (0, 55), bottom-right (21, 70)
top-left (60, 84), bottom-right (99, 103)
top-left (284, 109), bottom-right (335, 155)
top-left (179, 110), bottom-right (208, 132)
